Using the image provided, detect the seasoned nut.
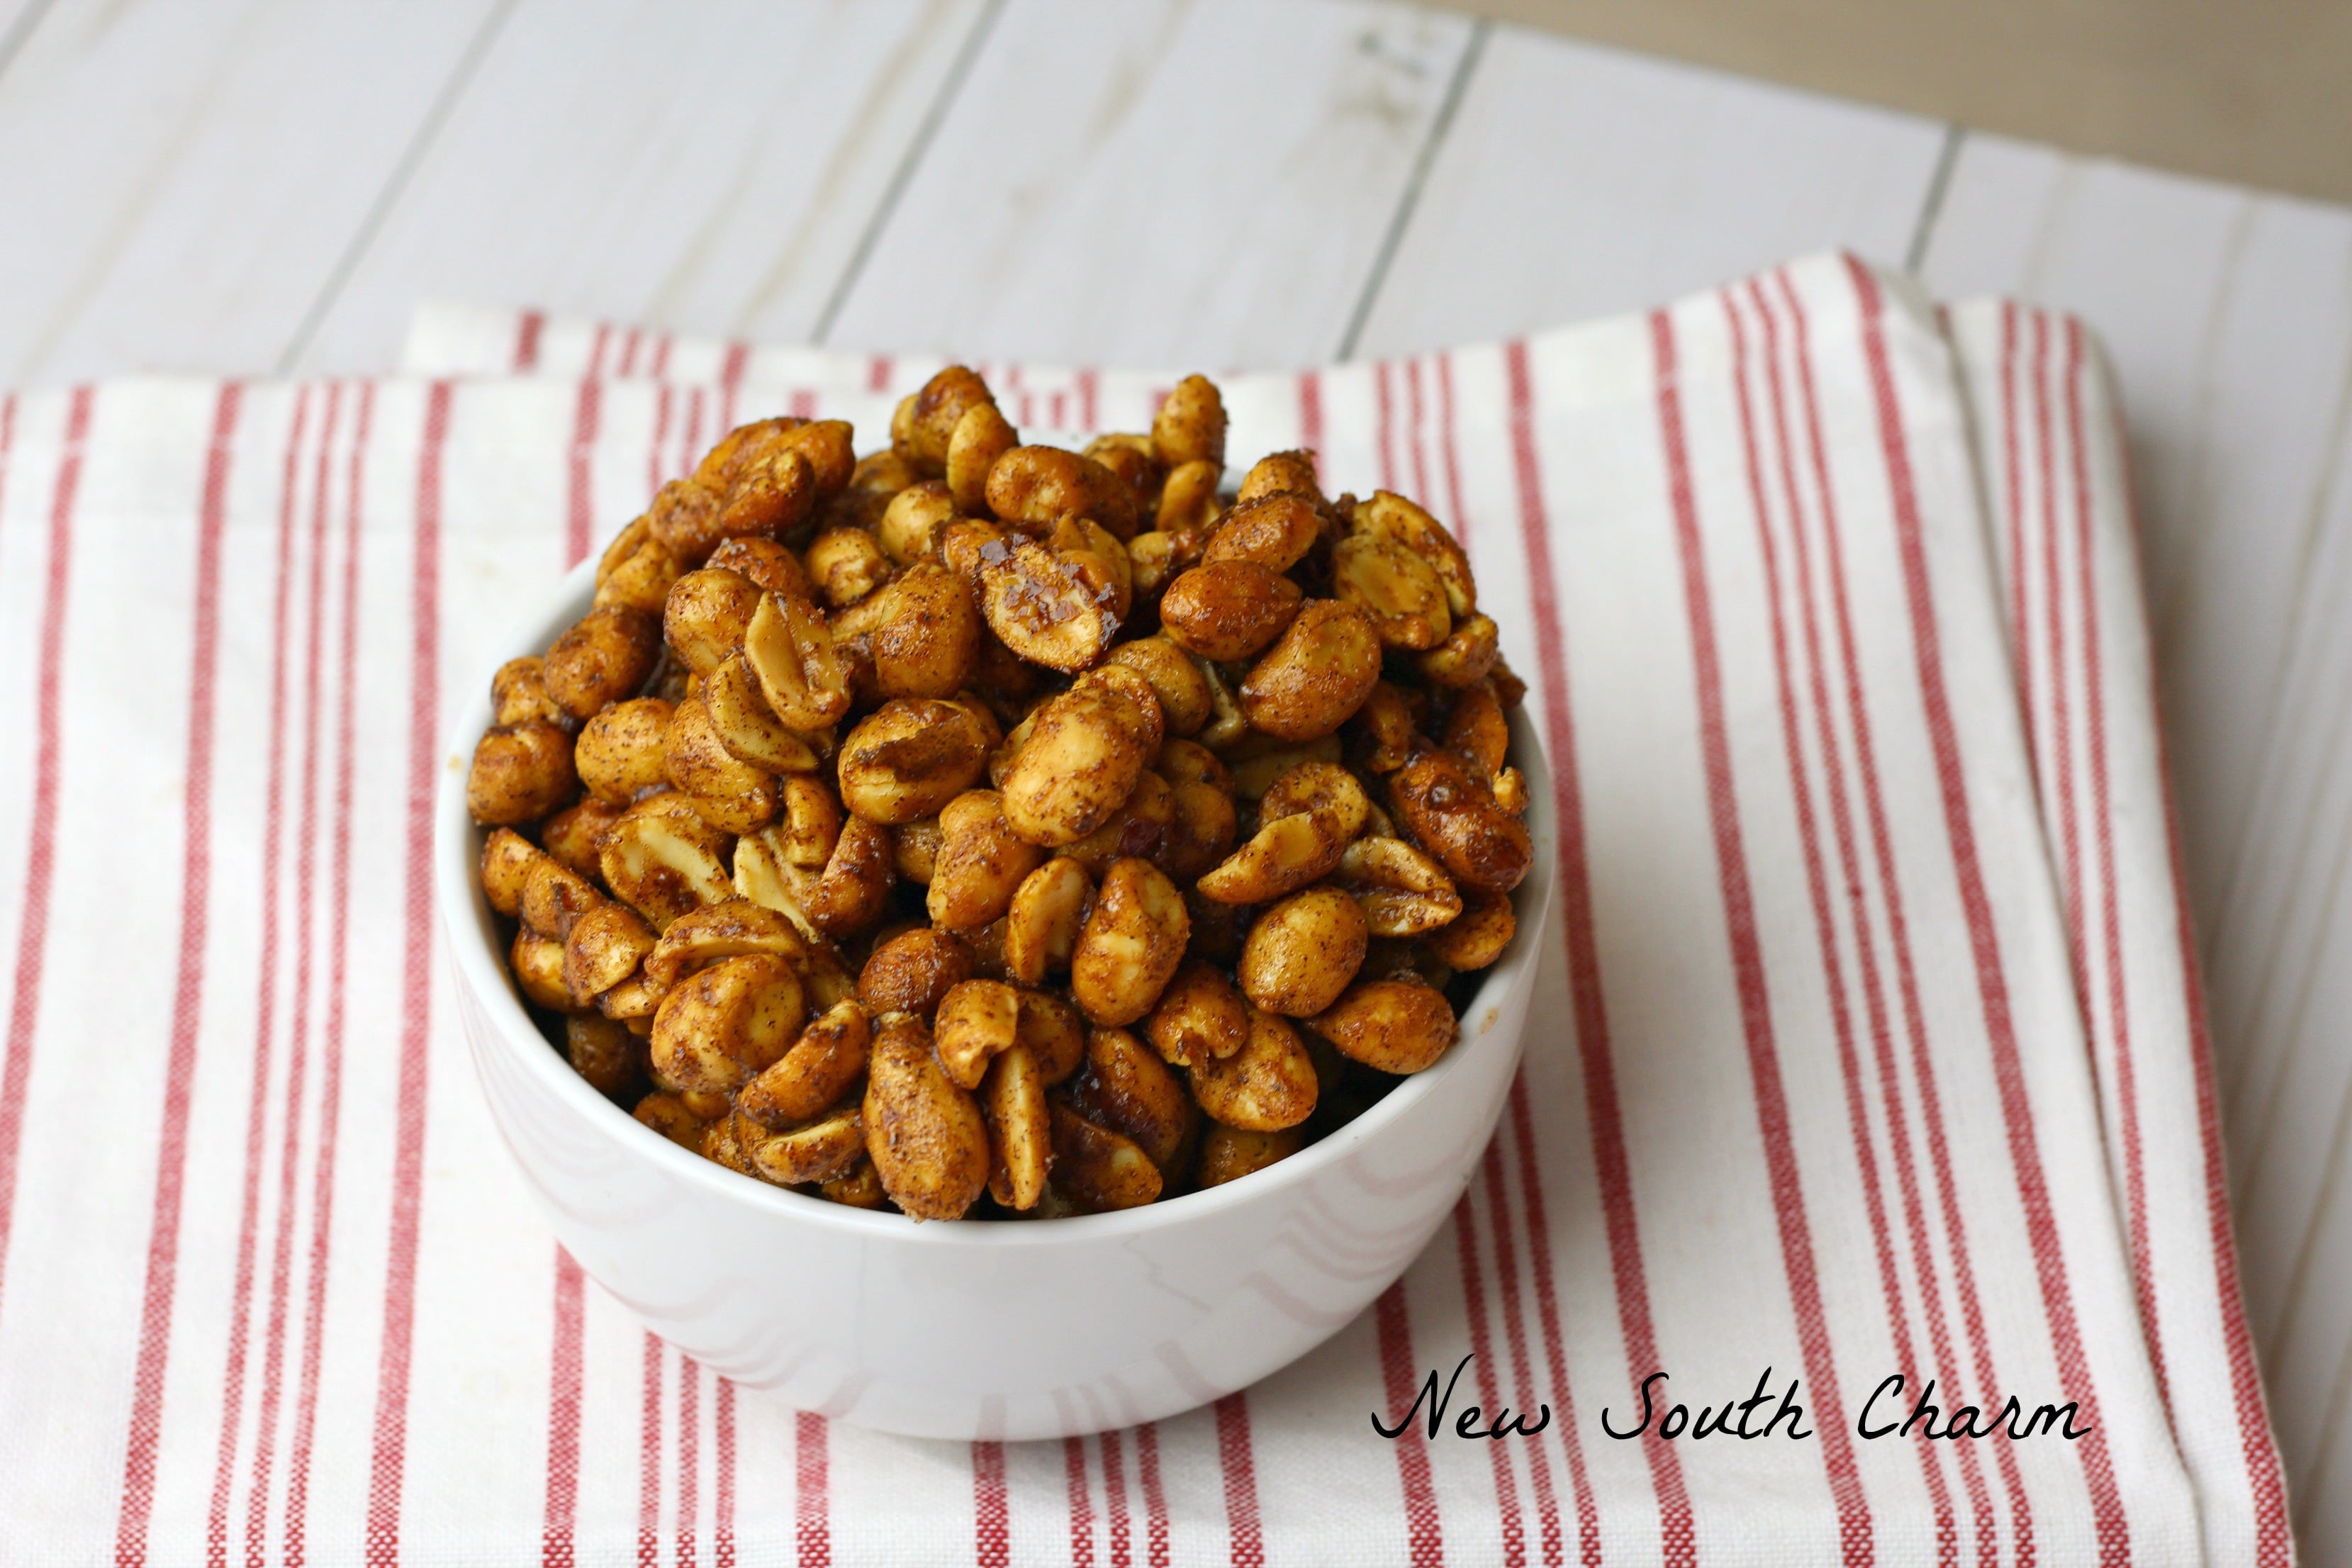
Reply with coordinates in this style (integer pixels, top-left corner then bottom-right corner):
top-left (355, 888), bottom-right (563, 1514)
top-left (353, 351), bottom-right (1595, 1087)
top-left (1389, 749), bottom-right (1533, 895)
top-left (845, 564), bottom-right (980, 700)
top-left (702, 654), bottom-right (824, 774)
top-left (700, 1111), bottom-right (758, 1176)
top-left (1002, 858), bottom-right (1092, 984)
top-left (1418, 611), bottom-right (1500, 689)
top-left (1070, 858), bottom-right (1189, 1026)
top-left (896, 366), bottom-right (997, 472)
top-left (1196, 763), bottom-right (1368, 905)
top-left (600, 793), bottom-right (735, 929)
top-left (1156, 562), bottom-right (1301, 662)
top-left (837, 699), bottom-right (994, 824)
top-left (1155, 741), bottom-right (1238, 883)
top-left (1225, 733), bottom-right (1343, 798)
top-left (492, 657), bottom-right (571, 729)
top-left (1011, 986), bottom-right (1087, 1085)
top-left (1126, 529), bottom-right (1197, 600)
top-left (704, 535), bottom-right (812, 599)
top-left (947, 402), bottom-right (1019, 514)
top-left (564, 902), bottom-right (656, 1006)
top-left (510, 930), bottom-right (573, 1011)
top-left (1239, 887), bottom-right (1369, 1017)
top-left (1143, 959), bottom-right (1250, 1066)
top-left (742, 590), bottom-right (853, 733)
top-left (1241, 600), bottom-right (1382, 741)
top-left (662, 698), bottom-right (777, 834)
top-left (998, 683), bottom-right (1154, 847)
top-left (1151, 374), bottom-right (1227, 471)
top-left (1155, 458), bottom-right (1224, 539)
top-left (934, 978), bottom-right (1021, 1090)
top-left (803, 527), bottom-right (892, 608)
top-left (566, 1013), bottom-right (642, 1098)
top-left (1084, 436), bottom-right (1162, 516)
top-left (634, 1091), bottom-right (709, 1150)
top-left (863, 1017), bottom-right (990, 1220)
top-left (878, 481), bottom-right (959, 566)
top-left (1106, 637), bottom-right (1211, 736)
top-left (544, 605), bottom-right (663, 719)
top-left (822, 1160), bottom-right (889, 1208)
top-left (1353, 491), bottom-right (1474, 617)
top-left (1424, 890), bottom-right (1516, 970)
top-left (894, 815), bottom-right (943, 885)
top-left (1195, 655), bottom-right (1248, 749)
top-left (1238, 449), bottom-right (1322, 504)
top-left (542, 797), bottom-right (622, 880)
top-left (801, 817), bottom-right (896, 938)
top-left (930, 790), bottom-right (1046, 931)
top-left (481, 827), bottom-right (549, 917)
top-left (1056, 768), bottom-right (1172, 878)
top-left (1187, 1008), bottom-right (1318, 1131)
top-left (981, 1043), bottom-right (1053, 1210)
top-left (1331, 532), bottom-right (1450, 650)
top-left (643, 900), bottom-right (806, 990)
top-left (738, 999), bottom-right (872, 1129)
top-left (520, 856), bottom-right (605, 940)
top-left (1203, 492), bottom-right (1319, 573)
top-left (1308, 976), bottom-right (1457, 1074)
top-left (468, 722), bottom-right (579, 825)
top-left (978, 536), bottom-right (1121, 672)
top-left (663, 569), bottom-right (763, 678)
top-left (649, 953), bottom-right (805, 1094)
top-left (859, 926), bottom-right (977, 1019)
top-left (985, 445), bottom-right (1140, 539)
top-left (596, 516), bottom-right (684, 615)
top-left (1196, 1124), bottom-right (1304, 1188)
top-left (1337, 836), bottom-right (1463, 937)
top-left (1048, 1104), bottom-right (1161, 1213)
top-left (574, 697), bottom-right (676, 805)
top-left (1063, 1026), bottom-right (1193, 1169)
top-left (747, 1106), bottom-right (867, 1187)
top-left (1348, 681), bottom-right (1421, 773)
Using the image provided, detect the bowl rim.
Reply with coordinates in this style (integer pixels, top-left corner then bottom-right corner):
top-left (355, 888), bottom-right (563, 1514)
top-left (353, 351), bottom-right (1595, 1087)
top-left (439, 553), bottom-right (1556, 1249)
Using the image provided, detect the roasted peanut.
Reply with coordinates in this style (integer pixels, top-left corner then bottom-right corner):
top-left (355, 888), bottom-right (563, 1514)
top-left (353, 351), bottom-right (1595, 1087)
top-left (703, 654), bottom-right (824, 774)
top-left (1239, 887), bottom-right (1369, 1017)
top-left (1336, 836), bottom-right (1463, 937)
top-left (843, 564), bottom-right (979, 700)
top-left (801, 817), bottom-right (896, 938)
top-left (742, 591), bottom-right (853, 732)
top-left (1308, 976), bottom-right (1457, 1074)
top-left (934, 978), bottom-right (1021, 1090)
top-left (1151, 375), bottom-right (1226, 471)
top-left (803, 527), bottom-right (892, 608)
top-left (981, 1043), bottom-right (1053, 1210)
top-left (663, 569), bottom-right (763, 678)
top-left (859, 926), bottom-right (977, 1019)
top-left (1224, 733), bottom-right (1344, 798)
top-left (1238, 450), bottom-right (1322, 504)
top-left (705, 535), bottom-right (812, 599)
top-left (822, 1161), bottom-right (889, 1209)
top-left (1241, 600), bottom-right (1382, 741)
top-left (738, 999), bottom-right (871, 1129)
top-left (510, 930), bottom-right (573, 1011)
top-left (564, 902), bottom-right (656, 1007)
top-left (1070, 858), bottom-right (1188, 1026)
top-left (663, 697), bottom-right (777, 834)
top-left (863, 1017), bottom-right (990, 1220)
top-left (700, 1111), bottom-right (758, 1176)
top-left (649, 953), bottom-right (805, 1094)
top-left (1348, 681), bottom-right (1421, 774)
top-left (1156, 741), bottom-right (1238, 881)
top-left (1056, 768), bottom-right (1172, 878)
top-left (836, 699), bottom-right (993, 824)
top-left (542, 797), bottom-right (623, 880)
top-left (878, 481), bottom-right (959, 566)
top-left (1353, 491), bottom-right (1474, 617)
top-left (1332, 531), bottom-right (1450, 649)
top-left (947, 402), bottom-right (1019, 514)
top-left (543, 605), bottom-right (662, 719)
top-left (1048, 1104), bottom-right (1162, 1213)
top-left (748, 1106), bottom-right (867, 1187)
top-left (1424, 891), bottom-right (1516, 970)
top-left (573, 698), bottom-right (675, 805)
top-left (930, 790), bottom-right (1046, 931)
top-left (1418, 611), bottom-right (1499, 689)
top-left (896, 367), bottom-right (997, 472)
top-left (1156, 562), bottom-right (1301, 662)
top-left (481, 828), bottom-right (548, 917)
top-left (1203, 492), bottom-right (1319, 573)
top-left (1155, 458), bottom-right (1224, 539)
top-left (1187, 1007), bottom-right (1318, 1131)
top-left (978, 536), bottom-right (1121, 672)
top-left (985, 444), bottom-right (1140, 539)
top-left (520, 857), bottom-right (604, 941)
top-left (634, 1091), bottom-right (709, 1150)
top-left (492, 657), bottom-right (571, 730)
top-left (1063, 1026), bottom-right (1193, 1170)
top-left (566, 1013), bottom-right (642, 1098)
top-left (596, 516), bottom-right (684, 616)
top-left (1195, 763), bottom-right (1367, 905)
top-left (643, 900), bottom-right (805, 990)
top-left (1389, 749), bottom-right (1533, 895)
top-left (1107, 637), bottom-right (1212, 736)
top-left (1143, 959), bottom-right (1250, 1066)
top-left (1002, 858), bottom-right (1092, 984)
top-left (1196, 1124), bottom-right (1302, 1188)
top-left (1195, 655), bottom-right (1248, 749)
top-left (894, 815), bottom-right (943, 885)
top-left (600, 793), bottom-right (735, 929)
top-left (998, 683), bottom-right (1154, 847)
top-left (468, 722), bottom-right (579, 825)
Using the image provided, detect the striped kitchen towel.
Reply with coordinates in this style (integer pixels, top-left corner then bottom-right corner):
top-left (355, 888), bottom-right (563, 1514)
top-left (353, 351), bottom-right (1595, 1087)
top-left (0, 252), bottom-right (2286, 1564)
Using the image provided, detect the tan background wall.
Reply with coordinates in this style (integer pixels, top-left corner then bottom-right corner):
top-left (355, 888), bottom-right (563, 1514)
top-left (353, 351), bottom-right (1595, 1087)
top-left (1433, 0), bottom-right (2352, 206)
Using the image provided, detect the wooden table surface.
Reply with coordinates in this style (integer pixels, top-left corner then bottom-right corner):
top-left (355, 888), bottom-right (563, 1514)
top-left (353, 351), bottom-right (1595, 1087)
top-left (3, 0), bottom-right (2347, 1556)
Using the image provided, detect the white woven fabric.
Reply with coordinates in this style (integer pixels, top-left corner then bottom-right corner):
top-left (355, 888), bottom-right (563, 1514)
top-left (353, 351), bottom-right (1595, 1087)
top-left (0, 253), bottom-right (2287, 1564)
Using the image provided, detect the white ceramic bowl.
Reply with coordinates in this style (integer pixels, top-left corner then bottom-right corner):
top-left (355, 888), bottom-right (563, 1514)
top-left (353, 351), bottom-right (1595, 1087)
top-left (439, 555), bottom-right (1556, 1440)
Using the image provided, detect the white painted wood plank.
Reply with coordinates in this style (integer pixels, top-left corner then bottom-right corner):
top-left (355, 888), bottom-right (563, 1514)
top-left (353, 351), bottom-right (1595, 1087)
top-left (0, 0), bottom-right (500, 387)
top-left (822, 0), bottom-right (1473, 369)
top-left (296, 0), bottom-right (985, 376)
top-left (1351, 28), bottom-right (1948, 356)
top-left (1920, 130), bottom-right (2352, 1561)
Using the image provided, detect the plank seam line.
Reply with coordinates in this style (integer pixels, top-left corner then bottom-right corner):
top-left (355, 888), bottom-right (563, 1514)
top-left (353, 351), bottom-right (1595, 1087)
top-left (271, 0), bottom-right (521, 375)
top-left (1903, 123), bottom-right (1966, 275)
top-left (810, 0), bottom-right (1008, 347)
top-left (0, 0), bottom-right (58, 91)
top-left (1334, 17), bottom-right (1491, 364)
